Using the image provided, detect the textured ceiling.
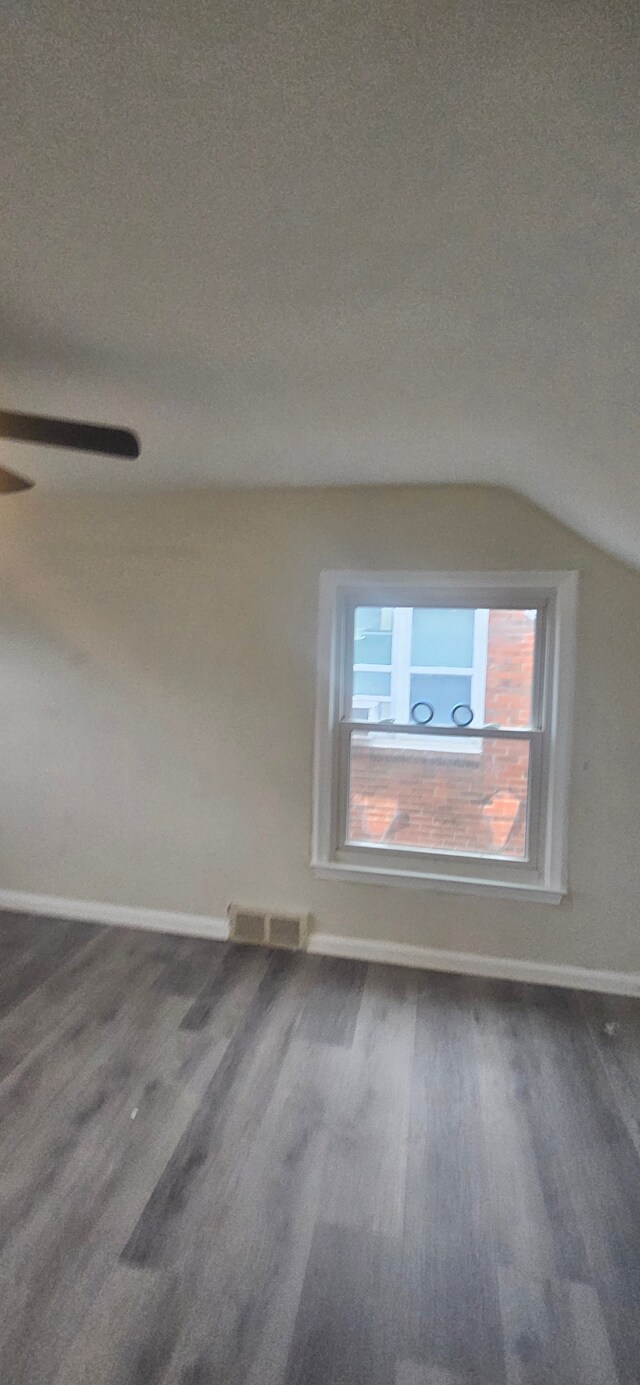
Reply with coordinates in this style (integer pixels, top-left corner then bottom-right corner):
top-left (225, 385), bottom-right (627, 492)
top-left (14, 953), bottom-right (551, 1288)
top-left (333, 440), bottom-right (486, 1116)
top-left (1, 0), bottom-right (639, 563)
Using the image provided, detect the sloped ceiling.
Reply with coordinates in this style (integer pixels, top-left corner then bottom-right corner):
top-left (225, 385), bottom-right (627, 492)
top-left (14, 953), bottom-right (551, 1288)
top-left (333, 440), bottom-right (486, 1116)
top-left (1, 0), bottom-right (638, 564)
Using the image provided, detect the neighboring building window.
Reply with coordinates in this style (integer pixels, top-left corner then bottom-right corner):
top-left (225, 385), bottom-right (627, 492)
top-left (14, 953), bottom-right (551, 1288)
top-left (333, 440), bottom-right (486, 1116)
top-left (352, 604), bottom-right (489, 751)
top-left (312, 570), bottom-right (577, 901)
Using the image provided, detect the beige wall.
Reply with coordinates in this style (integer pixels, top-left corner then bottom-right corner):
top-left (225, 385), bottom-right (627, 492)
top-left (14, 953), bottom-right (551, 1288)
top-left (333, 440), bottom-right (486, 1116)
top-left (0, 484), bottom-right (638, 975)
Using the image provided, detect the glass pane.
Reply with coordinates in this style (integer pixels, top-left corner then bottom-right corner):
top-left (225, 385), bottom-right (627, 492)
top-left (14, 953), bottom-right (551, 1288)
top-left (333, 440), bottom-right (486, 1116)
top-left (354, 630), bottom-right (393, 665)
top-left (485, 609), bottom-right (537, 728)
top-left (411, 607), bottom-right (474, 667)
top-left (348, 731), bottom-right (530, 859)
top-left (354, 606), bottom-right (393, 635)
top-left (353, 671), bottom-right (391, 698)
top-left (409, 673), bottom-right (472, 725)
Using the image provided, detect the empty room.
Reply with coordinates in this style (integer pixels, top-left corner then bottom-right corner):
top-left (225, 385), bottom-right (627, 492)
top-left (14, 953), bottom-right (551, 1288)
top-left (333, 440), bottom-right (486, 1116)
top-left (1, 2), bottom-right (638, 1383)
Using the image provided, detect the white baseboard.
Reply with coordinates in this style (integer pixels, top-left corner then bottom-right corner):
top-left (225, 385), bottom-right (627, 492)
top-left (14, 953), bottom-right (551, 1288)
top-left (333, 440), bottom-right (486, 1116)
top-left (0, 889), bottom-right (229, 942)
top-left (1, 889), bottom-right (638, 997)
top-left (308, 931), bottom-right (640, 998)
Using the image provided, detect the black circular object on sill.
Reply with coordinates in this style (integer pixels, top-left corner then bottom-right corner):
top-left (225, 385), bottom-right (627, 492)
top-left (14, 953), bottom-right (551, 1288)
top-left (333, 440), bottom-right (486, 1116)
top-left (411, 700), bottom-right (435, 725)
top-left (451, 703), bottom-right (474, 727)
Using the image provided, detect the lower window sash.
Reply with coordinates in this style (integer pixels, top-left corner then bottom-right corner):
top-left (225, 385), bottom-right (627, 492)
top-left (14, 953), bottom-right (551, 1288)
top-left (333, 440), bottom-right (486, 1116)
top-left (335, 724), bottom-right (543, 874)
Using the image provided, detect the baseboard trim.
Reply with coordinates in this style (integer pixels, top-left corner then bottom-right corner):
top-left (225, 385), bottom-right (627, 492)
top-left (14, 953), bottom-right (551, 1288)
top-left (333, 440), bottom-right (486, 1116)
top-left (307, 931), bottom-right (640, 998)
top-left (1, 889), bottom-right (638, 997)
top-left (0, 889), bottom-right (229, 943)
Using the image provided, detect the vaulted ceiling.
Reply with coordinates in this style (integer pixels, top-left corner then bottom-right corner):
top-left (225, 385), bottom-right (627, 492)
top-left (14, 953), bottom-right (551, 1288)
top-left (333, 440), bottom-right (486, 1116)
top-left (1, 1), bottom-right (638, 564)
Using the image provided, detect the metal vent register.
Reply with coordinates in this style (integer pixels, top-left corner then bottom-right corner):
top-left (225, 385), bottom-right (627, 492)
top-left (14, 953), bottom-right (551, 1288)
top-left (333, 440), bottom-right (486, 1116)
top-left (228, 905), bottom-right (309, 951)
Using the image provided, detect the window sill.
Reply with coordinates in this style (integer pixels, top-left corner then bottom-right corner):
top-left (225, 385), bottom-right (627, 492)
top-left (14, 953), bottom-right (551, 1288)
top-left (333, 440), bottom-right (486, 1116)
top-left (311, 859), bottom-right (565, 905)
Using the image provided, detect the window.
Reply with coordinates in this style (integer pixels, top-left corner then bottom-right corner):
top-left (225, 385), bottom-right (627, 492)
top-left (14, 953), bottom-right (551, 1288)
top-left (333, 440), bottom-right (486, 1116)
top-left (312, 570), bottom-right (577, 902)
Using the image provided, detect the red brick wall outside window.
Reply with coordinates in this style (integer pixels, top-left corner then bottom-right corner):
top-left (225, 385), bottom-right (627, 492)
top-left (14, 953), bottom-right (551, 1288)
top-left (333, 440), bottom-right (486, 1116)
top-left (349, 610), bottom-right (535, 859)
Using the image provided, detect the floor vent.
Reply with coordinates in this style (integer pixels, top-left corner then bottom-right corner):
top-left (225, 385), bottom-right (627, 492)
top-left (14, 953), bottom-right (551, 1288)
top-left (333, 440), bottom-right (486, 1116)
top-left (228, 905), bottom-right (309, 951)
top-left (228, 907), bottom-right (266, 946)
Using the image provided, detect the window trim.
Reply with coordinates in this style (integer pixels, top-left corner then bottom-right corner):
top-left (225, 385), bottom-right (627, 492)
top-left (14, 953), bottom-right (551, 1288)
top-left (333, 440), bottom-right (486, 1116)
top-left (312, 569), bottom-right (578, 903)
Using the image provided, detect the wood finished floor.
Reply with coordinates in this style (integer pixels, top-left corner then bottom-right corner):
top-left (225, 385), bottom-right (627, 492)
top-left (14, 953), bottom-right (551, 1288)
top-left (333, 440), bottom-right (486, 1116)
top-left (0, 912), bottom-right (638, 1385)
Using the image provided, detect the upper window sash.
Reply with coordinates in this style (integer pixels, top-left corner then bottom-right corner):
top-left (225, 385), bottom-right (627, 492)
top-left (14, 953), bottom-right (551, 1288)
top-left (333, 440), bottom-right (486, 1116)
top-left (344, 601), bottom-right (546, 732)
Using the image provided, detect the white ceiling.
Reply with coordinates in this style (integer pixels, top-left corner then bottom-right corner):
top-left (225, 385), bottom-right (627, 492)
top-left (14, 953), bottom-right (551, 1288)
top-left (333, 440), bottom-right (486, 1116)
top-left (1, 1), bottom-right (638, 563)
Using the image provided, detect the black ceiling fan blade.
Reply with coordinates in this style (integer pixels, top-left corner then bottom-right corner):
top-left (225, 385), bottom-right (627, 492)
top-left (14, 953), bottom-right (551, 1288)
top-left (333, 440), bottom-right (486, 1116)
top-left (0, 411), bottom-right (140, 458)
top-left (0, 466), bottom-right (34, 493)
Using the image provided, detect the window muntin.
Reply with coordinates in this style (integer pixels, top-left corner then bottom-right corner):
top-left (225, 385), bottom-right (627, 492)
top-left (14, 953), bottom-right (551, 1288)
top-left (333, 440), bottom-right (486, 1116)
top-left (313, 571), bottom-right (576, 900)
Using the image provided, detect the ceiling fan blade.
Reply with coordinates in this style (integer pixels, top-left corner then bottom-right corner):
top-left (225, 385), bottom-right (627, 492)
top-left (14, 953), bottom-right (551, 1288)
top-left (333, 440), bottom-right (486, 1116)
top-left (0, 467), bottom-right (34, 493)
top-left (0, 411), bottom-right (140, 458)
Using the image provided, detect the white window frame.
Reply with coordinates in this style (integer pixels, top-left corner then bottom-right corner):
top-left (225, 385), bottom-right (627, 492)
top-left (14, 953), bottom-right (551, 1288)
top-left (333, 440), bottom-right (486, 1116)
top-left (312, 570), bottom-right (578, 903)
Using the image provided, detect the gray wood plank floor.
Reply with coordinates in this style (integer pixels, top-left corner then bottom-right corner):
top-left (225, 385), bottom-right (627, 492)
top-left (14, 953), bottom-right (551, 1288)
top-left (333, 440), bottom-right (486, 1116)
top-left (0, 911), bottom-right (638, 1385)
